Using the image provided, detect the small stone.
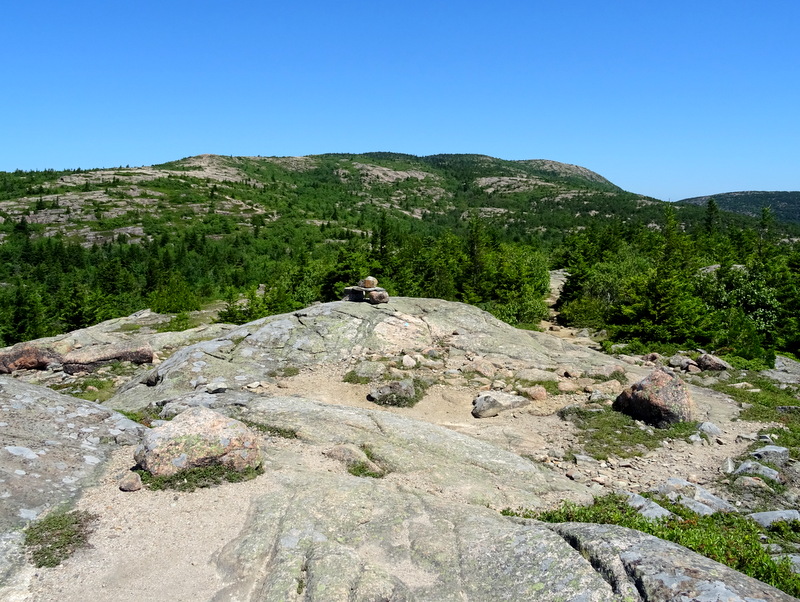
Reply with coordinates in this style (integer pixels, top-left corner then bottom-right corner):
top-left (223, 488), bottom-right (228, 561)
top-left (735, 476), bottom-right (772, 491)
top-left (119, 471), bottom-right (142, 492)
top-left (720, 457), bottom-right (736, 474)
top-left (566, 470), bottom-right (586, 482)
top-left (401, 355), bottom-right (417, 369)
top-left (519, 386), bottom-right (547, 401)
top-left (698, 421), bottom-right (722, 436)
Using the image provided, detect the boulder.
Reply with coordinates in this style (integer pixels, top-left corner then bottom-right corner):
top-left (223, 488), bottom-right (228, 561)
top-left (367, 379), bottom-right (417, 406)
top-left (751, 445), bottom-right (791, 467)
top-left (734, 460), bottom-right (781, 482)
top-left (696, 353), bottom-right (733, 371)
top-left (613, 367), bottom-right (696, 428)
top-left (519, 385), bottom-right (547, 401)
top-left (471, 391), bottom-right (531, 418)
top-left (0, 344), bottom-right (62, 374)
top-left (656, 478), bottom-right (738, 514)
top-left (63, 342), bottom-right (154, 374)
top-left (133, 406), bottom-right (262, 477)
top-left (698, 421), bottom-right (722, 436)
top-left (748, 510), bottom-right (800, 528)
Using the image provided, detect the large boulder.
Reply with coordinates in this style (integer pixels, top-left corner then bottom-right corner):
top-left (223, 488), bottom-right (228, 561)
top-left (696, 353), bottom-right (733, 371)
top-left (63, 342), bottom-right (154, 374)
top-left (613, 367), bottom-right (695, 428)
top-left (134, 406), bottom-right (262, 477)
top-left (0, 344), bottom-right (62, 374)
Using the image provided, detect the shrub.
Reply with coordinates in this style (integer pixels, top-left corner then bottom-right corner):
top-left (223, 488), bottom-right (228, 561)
top-left (25, 510), bottom-right (97, 568)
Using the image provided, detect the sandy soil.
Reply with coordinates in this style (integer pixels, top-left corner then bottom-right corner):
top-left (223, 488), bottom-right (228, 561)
top-left (4, 360), bottom-right (767, 602)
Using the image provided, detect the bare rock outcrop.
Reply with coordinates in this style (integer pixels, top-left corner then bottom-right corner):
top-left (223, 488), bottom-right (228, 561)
top-left (109, 298), bottom-right (629, 413)
top-left (613, 367), bottom-right (696, 428)
top-left (0, 377), bottom-right (143, 581)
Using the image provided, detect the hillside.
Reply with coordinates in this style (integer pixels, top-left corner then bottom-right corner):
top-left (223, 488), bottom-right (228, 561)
top-left (0, 152), bottom-right (635, 247)
top-left (2, 152), bottom-right (799, 361)
top-left (677, 191), bottom-right (800, 224)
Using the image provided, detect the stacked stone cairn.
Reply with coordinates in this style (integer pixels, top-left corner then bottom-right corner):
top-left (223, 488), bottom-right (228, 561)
top-left (343, 276), bottom-right (389, 304)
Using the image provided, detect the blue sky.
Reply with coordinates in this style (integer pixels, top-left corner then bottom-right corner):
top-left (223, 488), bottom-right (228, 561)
top-left (2, 1), bottom-right (798, 201)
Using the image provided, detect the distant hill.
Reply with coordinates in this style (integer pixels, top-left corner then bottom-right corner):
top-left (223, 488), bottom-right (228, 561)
top-left (677, 191), bottom-right (800, 224)
top-left (0, 152), bottom-right (642, 248)
top-left (2, 153), bottom-right (793, 251)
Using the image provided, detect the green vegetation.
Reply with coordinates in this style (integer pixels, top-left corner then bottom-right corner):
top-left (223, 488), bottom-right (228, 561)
top-left (559, 405), bottom-right (698, 459)
top-left (347, 445), bottom-right (387, 478)
top-left (556, 204), bottom-right (800, 364)
top-left (154, 311), bottom-right (194, 332)
top-left (2, 154), bottom-right (799, 366)
top-left (503, 494), bottom-right (800, 597)
top-left (119, 406), bottom-right (164, 427)
top-left (266, 366), bottom-right (300, 378)
top-left (71, 377), bottom-right (115, 402)
top-left (369, 378), bottom-right (429, 408)
top-left (240, 419), bottom-right (299, 439)
top-left (343, 370), bottom-right (372, 384)
top-left (711, 372), bottom-right (800, 459)
top-left (24, 510), bottom-right (97, 568)
top-left (136, 463), bottom-right (263, 492)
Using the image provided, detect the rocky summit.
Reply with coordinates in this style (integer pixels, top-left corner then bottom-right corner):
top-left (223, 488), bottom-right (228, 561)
top-left (0, 298), bottom-right (798, 601)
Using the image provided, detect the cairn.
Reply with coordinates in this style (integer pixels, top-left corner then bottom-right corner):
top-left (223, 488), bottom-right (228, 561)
top-left (343, 276), bottom-right (389, 304)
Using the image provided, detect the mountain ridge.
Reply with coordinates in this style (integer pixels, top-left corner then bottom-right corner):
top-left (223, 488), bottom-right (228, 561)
top-left (677, 190), bottom-right (800, 224)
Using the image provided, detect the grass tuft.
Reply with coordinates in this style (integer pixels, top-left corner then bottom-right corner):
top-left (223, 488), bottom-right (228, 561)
top-left (559, 405), bottom-right (698, 459)
top-left (136, 463), bottom-right (263, 492)
top-left (343, 370), bottom-right (371, 384)
top-left (24, 510), bottom-right (98, 568)
top-left (240, 418), bottom-right (298, 439)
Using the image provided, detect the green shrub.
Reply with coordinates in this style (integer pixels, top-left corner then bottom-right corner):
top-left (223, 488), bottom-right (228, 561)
top-left (240, 419), bottom-right (298, 439)
top-left (136, 463), bottom-right (263, 492)
top-left (25, 510), bottom-right (97, 568)
top-left (504, 494), bottom-right (800, 597)
top-left (559, 406), bottom-right (698, 459)
top-left (343, 370), bottom-right (371, 384)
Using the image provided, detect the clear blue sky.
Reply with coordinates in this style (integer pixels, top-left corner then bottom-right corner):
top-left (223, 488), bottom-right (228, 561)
top-left (2, 1), bottom-right (798, 201)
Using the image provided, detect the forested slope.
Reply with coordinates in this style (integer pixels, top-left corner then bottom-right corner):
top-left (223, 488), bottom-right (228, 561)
top-left (2, 153), bottom-right (799, 365)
